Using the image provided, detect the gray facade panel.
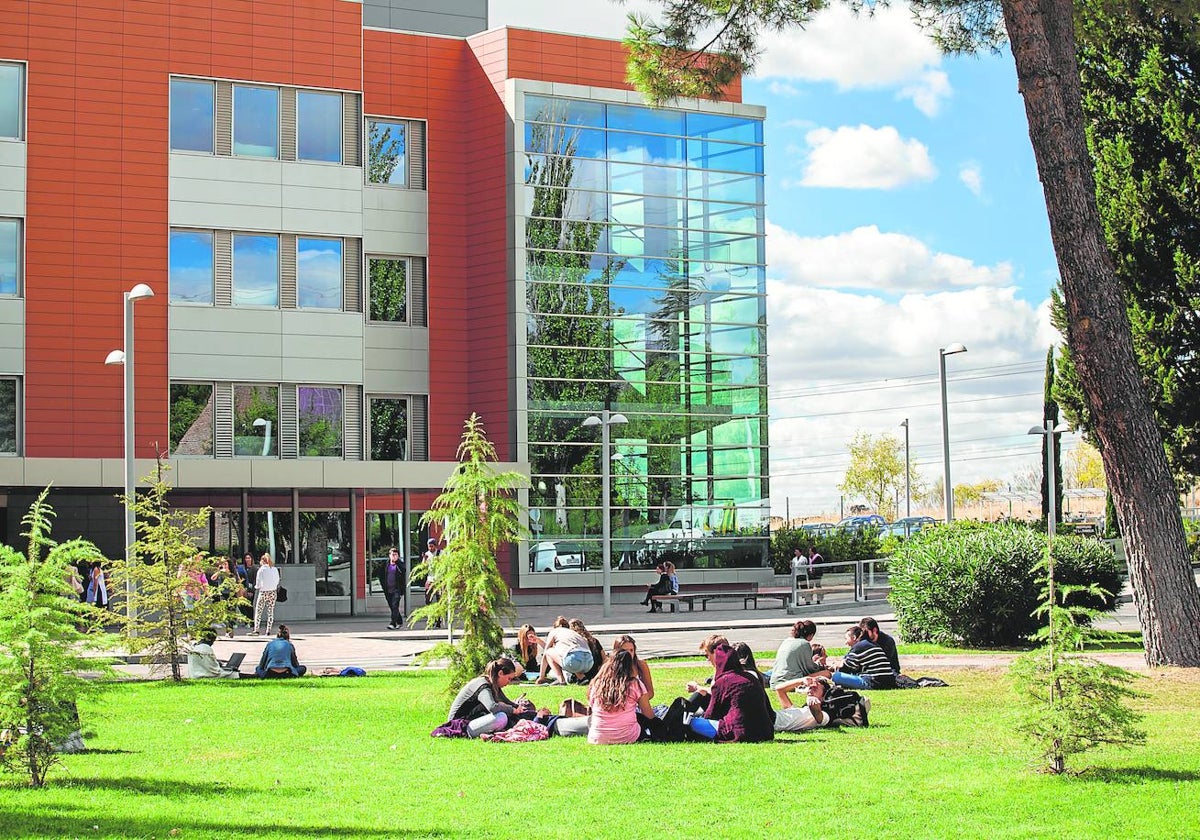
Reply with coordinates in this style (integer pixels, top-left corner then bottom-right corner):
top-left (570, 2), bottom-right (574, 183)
top-left (0, 297), bottom-right (23, 373)
top-left (0, 140), bottom-right (25, 217)
top-left (363, 325), bottom-right (429, 393)
top-left (363, 0), bottom-right (486, 35)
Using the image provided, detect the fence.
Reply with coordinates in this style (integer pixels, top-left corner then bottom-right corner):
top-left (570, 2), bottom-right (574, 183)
top-left (789, 558), bottom-right (891, 607)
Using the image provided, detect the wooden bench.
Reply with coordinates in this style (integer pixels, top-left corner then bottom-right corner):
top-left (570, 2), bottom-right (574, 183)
top-left (653, 584), bottom-right (761, 612)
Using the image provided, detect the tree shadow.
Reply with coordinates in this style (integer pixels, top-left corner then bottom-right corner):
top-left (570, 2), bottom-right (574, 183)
top-left (0, 809), bottom-right (452, 839)
top-left (1079, 766), bottom-right (1200, 783)
top-left (76, 748), bottom-right (136, 755)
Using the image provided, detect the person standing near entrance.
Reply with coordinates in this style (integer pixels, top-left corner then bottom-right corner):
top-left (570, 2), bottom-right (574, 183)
top-left (250, 554), bottom-right (281, 636)
top-left (422, 537), bottom-right (442, 630)
top-left (379, 546), bottom-right (406, 630)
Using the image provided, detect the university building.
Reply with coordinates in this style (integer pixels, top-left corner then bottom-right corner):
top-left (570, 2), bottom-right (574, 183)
top-left (0, 0), bottom-right (770, 618)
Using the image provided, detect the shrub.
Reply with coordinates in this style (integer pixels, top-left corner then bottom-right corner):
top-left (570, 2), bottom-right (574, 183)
top-left (889, 522), bottom-right (1121, 647)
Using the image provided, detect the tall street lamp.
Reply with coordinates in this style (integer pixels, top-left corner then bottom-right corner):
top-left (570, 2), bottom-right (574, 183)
top-left (939, 343), bottom-right (967, 522)
top-left (900, 418), bottom-right (911, 521)
top-left (253, 418), bottom-right (275, 558)
top-left (104, 282), bottom-right (155, 623)
top-left (582, 409), bottom-right (627, 617)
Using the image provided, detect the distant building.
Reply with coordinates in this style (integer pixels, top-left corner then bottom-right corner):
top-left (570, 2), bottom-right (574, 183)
top-left (0, 0), bottom-right (769, 615)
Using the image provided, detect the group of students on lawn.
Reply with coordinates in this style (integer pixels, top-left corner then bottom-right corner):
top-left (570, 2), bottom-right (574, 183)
top-left (440, 616), bottom-right (897, 743)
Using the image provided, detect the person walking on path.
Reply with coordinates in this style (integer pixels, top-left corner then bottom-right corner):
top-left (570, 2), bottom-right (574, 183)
top-left (379, 546), bottom-right (406, 630)
top-left (250, 553), bottom-right (281, 636)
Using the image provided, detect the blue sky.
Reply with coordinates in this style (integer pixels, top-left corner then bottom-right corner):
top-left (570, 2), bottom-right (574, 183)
top-left (490, 0), bottom-right (1080, 520)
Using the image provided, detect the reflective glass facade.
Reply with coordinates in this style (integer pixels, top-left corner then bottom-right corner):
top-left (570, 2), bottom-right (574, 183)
top-left (521, 95), bottom-right (769, 572)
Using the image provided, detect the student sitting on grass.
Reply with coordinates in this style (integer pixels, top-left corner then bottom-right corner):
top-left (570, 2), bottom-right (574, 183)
top-left (187, 631), bottom-right (240, 679)
top-left (832, 625), bottom-right (896, 690)
top-left (859, 616), bottom-right (901, 675)
top-left (448, 658), bottom-right (534, 738)
top-left (770, 620), bottom-right (830, 708)
top-left (611, 634), bottom-right (655, 701)
top-left (254, 625), bottom-right (307, 679)
top-left (687, 643), bottom-right (775, 742)
top-left (587, 650), bottom-right (655, 744)
top-left (513, 624), bottom-right (545, 678)
top-left (569, 618), bottom-right (606, 684)
top-left (536, 616), bottom-right (592, 685)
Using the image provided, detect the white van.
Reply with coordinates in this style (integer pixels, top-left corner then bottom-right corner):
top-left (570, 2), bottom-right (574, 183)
top-left (529, 541), bottom-right (585, 572)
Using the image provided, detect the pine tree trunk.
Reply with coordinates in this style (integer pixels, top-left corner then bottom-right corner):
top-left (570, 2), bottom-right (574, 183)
top-left (1001, 0), bottom-right (1200, 665)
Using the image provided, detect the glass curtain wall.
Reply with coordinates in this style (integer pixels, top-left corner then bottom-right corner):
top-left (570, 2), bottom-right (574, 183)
top-left (522, 95), bottom-right (769, 572)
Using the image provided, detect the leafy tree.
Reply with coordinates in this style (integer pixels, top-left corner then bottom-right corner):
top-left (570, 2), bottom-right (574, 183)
top-left (624, 0), bottom-right (1200, 666)
top-left (0, 488), bottom-right (114, 787)
top-left (411, 414), bottom-right (528, 691)
top-left (1066, 440), bottom-right (1106, 490)
top-left (1041, 349), bottom-right (1064, 524)
top-left (839, 432), bottom-right (909, 520)
top-left (111, 462), bottom-right (247, 682)
top-left (1055, 1), bottom-right (1200, 485)
top-left (1010, 552), bottom-right (1145, 773)
top-left (954, 479), bottom-right (1003, 509)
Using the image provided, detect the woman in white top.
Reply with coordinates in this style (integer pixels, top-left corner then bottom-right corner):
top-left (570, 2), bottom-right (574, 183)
top-left (250, 553), bottom-right (281, 636)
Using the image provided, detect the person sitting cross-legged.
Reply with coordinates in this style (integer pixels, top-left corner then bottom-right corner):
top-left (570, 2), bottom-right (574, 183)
top-left (831, 625), bottom-right (896, 690)
top-left (254, 625), bottom-right (307, 678)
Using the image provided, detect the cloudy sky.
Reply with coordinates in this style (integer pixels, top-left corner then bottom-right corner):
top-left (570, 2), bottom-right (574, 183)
top-left (490, 0), bottom-right (1072, 520)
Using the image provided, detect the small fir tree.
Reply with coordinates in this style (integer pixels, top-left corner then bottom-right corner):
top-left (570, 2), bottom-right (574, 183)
top-left (111, 460), bottom-right (247, 682)
top-left (1010, 549), bottom-right (1145, 773)
top-left (411, 414), bottom-right (528, 691)
top-left (0, 487), bottom-right (115, 787)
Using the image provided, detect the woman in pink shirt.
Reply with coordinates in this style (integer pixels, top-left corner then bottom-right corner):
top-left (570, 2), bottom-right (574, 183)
top-left (586, 650), bottom-right (654, 744)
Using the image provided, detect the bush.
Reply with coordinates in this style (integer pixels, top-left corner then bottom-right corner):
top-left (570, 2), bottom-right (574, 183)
top-left (889, 522), bottom-right (1121, 647)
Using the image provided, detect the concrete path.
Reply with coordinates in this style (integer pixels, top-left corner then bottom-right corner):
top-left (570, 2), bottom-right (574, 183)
top-left (108, 585), bottom-right (1155, 678)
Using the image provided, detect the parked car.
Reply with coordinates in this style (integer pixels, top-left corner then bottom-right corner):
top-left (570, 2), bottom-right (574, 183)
top-left (529, 541), bottom-right (585, 572)
top-left (836, 515), bottom-right (888, 534)
top-left (883, 516), bottom-right (938, 538)
top-left (799, 522), bottom-right (835, 538)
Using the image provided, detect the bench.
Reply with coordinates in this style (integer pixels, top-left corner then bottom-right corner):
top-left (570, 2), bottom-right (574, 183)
top-left (653, 584), bottom-right (762, 612)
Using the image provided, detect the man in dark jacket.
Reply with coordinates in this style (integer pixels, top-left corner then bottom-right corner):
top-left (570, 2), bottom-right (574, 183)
top-left (859, 616), bottom-right (901, 675)
top-left (378, 547), bottom-right (405, 630)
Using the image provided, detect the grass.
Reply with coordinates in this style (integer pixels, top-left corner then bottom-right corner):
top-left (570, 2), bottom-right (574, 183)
top-left (0, 666), bottom-right (1197, 839)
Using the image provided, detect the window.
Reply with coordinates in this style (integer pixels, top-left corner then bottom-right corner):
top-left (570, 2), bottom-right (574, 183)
top-left (369, 397), bottom-right (408, 460)
top-left (368, 257), bottom-right (406, 322)
top-left (297, 237), bottom-right (343, 310)
top-left (0, 377), bottom-right (16, 454)
top-left (233, 85), bottom-right (279, 158)
top-left (169, 230), bottom-right (213, 304)
top-left (297, 90), bottom-right (342, 163)
top-left (170, 79), bottom-right (214, 153)
top-left (169, 383), bottom-right (213, 456)
top-left (299, 386), bottom-right (343, 457)
top-left (0, 62), bottom-right (23, 140)
top-left (232, 234), bottom-right (279, 307)
top-left (0, 218), bottom-right (20, 295)
top-left (233, 385), bottom-right (279, 456)
top-left (367, 119), bottom-right (406, 185)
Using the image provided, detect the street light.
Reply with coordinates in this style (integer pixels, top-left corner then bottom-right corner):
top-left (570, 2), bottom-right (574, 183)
top-left (938, 343), bottom-right (967, 522)
top-left (582, 410), bottom-right (628, 617)
top-left (104, 282), bottom-right (154, 624)
top-left (253, 418), bottom-right (275, 558)
top-left (900, 418), bottom-right (911, 522)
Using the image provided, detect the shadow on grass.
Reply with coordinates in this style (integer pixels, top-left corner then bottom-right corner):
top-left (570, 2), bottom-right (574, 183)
top-left (50, 776), bottom-right (253, 796)
top-left (0, 811), bottom-right (452, 839)
top-left (1080, 766), bottom-right (1200, 783)
top-left (76, 748), bottom-right (136, 755)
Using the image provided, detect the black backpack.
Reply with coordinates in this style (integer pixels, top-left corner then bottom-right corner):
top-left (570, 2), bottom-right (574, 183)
top-left (821, 685), bottom-right (863, 721)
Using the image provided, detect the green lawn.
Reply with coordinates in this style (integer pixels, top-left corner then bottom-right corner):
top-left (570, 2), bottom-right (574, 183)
top-left (0, 667), bottom-right (1197, 839)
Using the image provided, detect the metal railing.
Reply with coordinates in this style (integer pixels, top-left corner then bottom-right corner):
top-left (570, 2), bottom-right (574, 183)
top-left (789, 558), bottom-right (891, 605)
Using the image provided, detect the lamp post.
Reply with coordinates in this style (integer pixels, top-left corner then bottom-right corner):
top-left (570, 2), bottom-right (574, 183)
top-left (582, 410), bottom-right (628, 617)
top-left (938, 343), bottom-right (967, 522)
top-left (104, 282), bottom-right (155, 623)
top-left (900, 418), bottom-right (911, 522)
top-left (253, 418), bottom-right (275, 558)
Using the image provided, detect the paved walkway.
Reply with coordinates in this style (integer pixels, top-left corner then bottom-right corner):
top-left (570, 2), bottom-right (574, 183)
top-left (109, 586), bottom-right (1156, 678)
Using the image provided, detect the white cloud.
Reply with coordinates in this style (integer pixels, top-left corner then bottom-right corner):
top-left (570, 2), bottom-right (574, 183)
top-left (755, 4), bottom-right (950, 116)
top-left (765, 281), bottom-right (1054, 517)
top-left (799, 124), bottom-right (936, 190)
top-left (767, 222), bottom-right (1013, 292)
top-left (959, 162), bottom-right (984, 197)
